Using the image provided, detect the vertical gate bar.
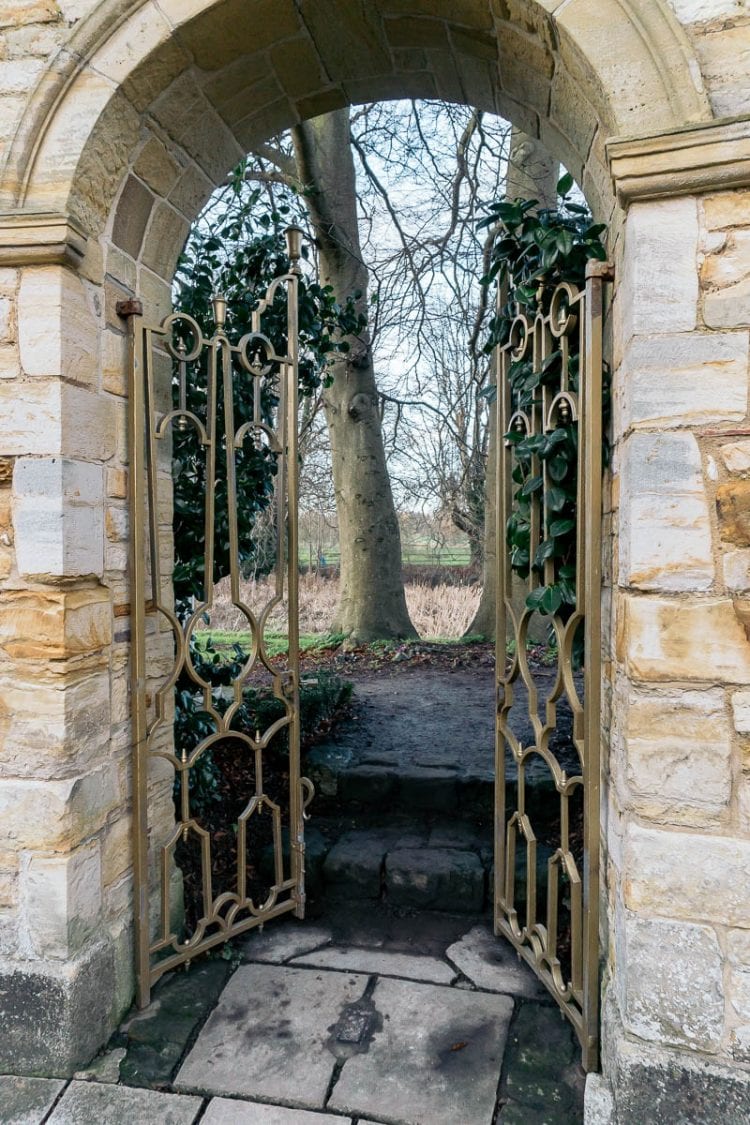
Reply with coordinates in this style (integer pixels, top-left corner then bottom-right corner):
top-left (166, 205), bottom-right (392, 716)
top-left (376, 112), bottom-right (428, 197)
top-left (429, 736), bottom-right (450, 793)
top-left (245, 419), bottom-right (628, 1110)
top-left (494, 280), bottom-right (508, 937)
top-left (285, 256), bottom-right (304, 917)
top-left (582, 260), bottom-right (611, 1071)
top-left (123, 302), bottom-right (151, 1009)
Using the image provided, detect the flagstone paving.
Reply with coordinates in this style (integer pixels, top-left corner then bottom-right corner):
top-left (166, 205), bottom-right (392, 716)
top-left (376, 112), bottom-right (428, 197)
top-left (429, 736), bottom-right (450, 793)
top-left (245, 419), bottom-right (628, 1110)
top-left (1, 910), bottom-right (584, 1125)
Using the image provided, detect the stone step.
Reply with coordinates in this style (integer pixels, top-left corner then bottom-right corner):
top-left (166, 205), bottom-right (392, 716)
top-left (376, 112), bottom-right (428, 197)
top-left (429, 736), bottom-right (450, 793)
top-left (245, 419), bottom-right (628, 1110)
top-left (306, 744), bottom-right (562, 822)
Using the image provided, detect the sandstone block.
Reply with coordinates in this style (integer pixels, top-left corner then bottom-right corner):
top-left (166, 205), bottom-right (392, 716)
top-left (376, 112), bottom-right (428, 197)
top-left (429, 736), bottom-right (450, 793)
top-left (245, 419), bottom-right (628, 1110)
top-left (0, 764), bottom-right (118, 851)
top-left (704, 191), bottom-right (750, 231)
top-left (0, 379), bottom-right (61, 456)
top-left (732, 690), bottom-right (750, 734)
top-left (0, 586), bottom-right (111, 660)
top-left (619, 432), bottom-right (714, 592)
top-left (18, 267), bottom-right (99, 387)
top-left (134, 136), bottom-right (181, 196)
top-left (623, 686), bottom-right (731, 820)
top-left (0, 0), bottom-right (58, 28)
top-left (702, 228), bottom-right (750, 290)
top-left (140, 202), bottom-right (190, 280)
top-left (102, 329), bottom-right (128, 397)
top-left (705, 276), bottom-right (750, 330)
top-left (112, 175), bottom-right (154, 260)
top-left (0, 666), bottom-right (110, 778)
top-left (61, 384), bottom-right (116, 461)
top-left (625, 822), bottom-right (750, 926)
top-left (722, 442), bottom-right (750, 475)
top-left (619, 331), bottom-right (748, 431)
top-left (717, 480), bottom-right (750, 546)
top-left (621, 913), bottom-right (724, 1051)
top-left (693, 20), bottom-right (750, 119)
top-left (24, 840), bottom-right (102, 959)
top-left (621, 595), bottom-right (750, 683)
top-left (724, 549), bottom-right (750, 594)
top-left (13, 457), bottom-right (104, 579)
top-left (730, 968), bottom-right (750, 1022)
top-left (620, 198), bottom-right (699, 339)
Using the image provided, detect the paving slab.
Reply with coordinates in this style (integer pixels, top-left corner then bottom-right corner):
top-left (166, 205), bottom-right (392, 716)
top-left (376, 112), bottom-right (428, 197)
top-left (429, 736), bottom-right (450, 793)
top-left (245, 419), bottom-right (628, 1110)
top-left (202, 1100), bottom-right (352, 1124)
top-left (446, 924), bottom-right (547, 999)
top-left (329, 976), bottom-right (514, 1125)
top-left (242, 922), bottom-right (333, 964)
top-left (175, 965), bottom-right (369, 1107)
top-left (291, 944), bottom-right (456, 984)
top-left (0, 1076), bottom-right (66, 1124)
top-left (46, 1081), bottom-right (202, 1124)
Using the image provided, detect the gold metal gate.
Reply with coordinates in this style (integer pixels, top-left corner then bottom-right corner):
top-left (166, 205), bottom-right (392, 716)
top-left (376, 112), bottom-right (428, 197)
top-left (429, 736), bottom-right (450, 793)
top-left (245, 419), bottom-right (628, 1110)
top-left (494, 261), bottom-right (611, 1070)
top-left (123, 228), bottom-right (312, 1006)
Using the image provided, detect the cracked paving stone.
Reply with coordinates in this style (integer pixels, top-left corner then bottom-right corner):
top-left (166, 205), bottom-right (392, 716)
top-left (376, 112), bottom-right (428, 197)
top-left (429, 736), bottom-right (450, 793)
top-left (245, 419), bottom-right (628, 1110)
top-left (446, 925), bottom-right (546, 999)
top-left (329, 977), bottom-right (513, 1125)
top-left (291, 944), bottom-right (456, 984)
top-left (45, 1081), bottom-right (202, 1124)
top-left (242, 922), bottom-right (333, 964)
top-left (174, 965), bottom-right (369, 1107)
top-left (202, 1100), bottom-right (354, 1124)
top-left (0, 1076), bottom-right (66, 1124)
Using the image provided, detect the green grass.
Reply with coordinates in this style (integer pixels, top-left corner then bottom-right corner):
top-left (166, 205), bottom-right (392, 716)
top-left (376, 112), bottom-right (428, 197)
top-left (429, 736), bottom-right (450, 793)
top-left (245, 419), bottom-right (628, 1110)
top-left (194, 630), bottom-right (346, 657)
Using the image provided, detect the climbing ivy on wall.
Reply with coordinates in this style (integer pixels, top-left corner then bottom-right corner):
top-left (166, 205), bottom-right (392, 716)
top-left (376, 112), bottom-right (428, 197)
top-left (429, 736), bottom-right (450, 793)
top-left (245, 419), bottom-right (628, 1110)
top-left (480, 174), bottom-right (608, 617)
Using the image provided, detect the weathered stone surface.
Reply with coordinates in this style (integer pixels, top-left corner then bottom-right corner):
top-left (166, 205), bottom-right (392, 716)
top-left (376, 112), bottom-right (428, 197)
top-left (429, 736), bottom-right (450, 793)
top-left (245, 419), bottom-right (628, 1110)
top-left (47, 1081), bottom-right (202, 1124)
top-left (0, 938), bottom-right (115, 1076)
top-left (503, 1002), bottom-right (580, 1118)
top-left (0, 1075), bottom-right (66, 1124)
top-left (722, 440), bottom-right (750, 475)
top-left (242, 921), bottom-right (332, 964)
top-left (24, 839), bottom-right (102, 959)
top-left (583, 1073), bottom-right (615, 1125)
top-left (620, 331), bottom-right (748, 430)
top-left (202, 1102), bottom-right (351, 1125)
top-left (305, 743), bottom-right (353, 797)
top-left (718, 480), bottom-right (750, 546)
top-left (625, 822), bottom-right (750, 925)
top-left (18, 267), bottom-right (99, 386)
top-left (133, 136), bottom-right (182, 196)
top-left (337, 764), bottom-right (397, 804)
top-left (0, 586), bottom-right (111, 661)
top-left (112, 175), bottom-right (154, 259)
top-left (619, 432), bottom-right (713, 592)
top-left (620, 198), bottom-right (699, 339)
top-left (175, 965), bottom-right (367, 1106)
top-left (724, 549), bottom-right (750, 594)
top-left (621, 913), bottom-right (724, 1050)
top-left (386, 847), bottom-right (485, 912)
top-left (292, 944), bottom-right (456, 984)
top-left (704, 190), bottom-right (750, 231)
top-left (621, 595), bottom-right (750, 684)
top-left (12, 457), bottom-right (104, 579)
top-left (622, 686), bottom-right (731, 821)
top-left (611, 1031), bottom-right (750, 1125)
top-left (732, 690), bottom-right (750, 734)
top-left (445, 925), bottom-right (546, 998)
top-left (330, 976), bottom-right (512, 1125)
top-left (323, 832), bottom-right (386, 898)
top-left (705, 275), bottom-right (750, 329)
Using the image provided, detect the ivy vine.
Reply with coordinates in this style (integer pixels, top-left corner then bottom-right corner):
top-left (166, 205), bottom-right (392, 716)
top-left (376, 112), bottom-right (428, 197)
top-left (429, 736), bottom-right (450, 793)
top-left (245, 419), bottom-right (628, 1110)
top-left (480, 174), bottom-right (609, 618)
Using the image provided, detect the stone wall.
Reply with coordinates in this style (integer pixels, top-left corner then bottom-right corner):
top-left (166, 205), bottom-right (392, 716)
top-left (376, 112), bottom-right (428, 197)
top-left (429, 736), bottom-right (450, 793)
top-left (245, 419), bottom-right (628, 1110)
top-left (0, 1), bottom-right (748, 1118)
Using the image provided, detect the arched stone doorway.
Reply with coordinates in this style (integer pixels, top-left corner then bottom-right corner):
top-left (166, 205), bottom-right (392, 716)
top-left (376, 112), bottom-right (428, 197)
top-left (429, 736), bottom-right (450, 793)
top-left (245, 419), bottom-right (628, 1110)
top-left (1, 3), bottom-right (749, 1121)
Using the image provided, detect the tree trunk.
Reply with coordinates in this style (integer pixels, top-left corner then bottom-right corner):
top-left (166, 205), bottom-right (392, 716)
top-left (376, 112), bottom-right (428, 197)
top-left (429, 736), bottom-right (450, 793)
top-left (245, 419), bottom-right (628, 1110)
top-left (466, 128), bottom-right (558, 640)
top-left (291, 111), bottom-right (417, 643)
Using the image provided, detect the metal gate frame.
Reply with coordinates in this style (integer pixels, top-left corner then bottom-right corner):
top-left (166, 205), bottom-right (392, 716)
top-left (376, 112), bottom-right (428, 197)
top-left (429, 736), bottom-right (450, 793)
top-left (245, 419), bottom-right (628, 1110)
top-left (122, 228), bottom-right (312, 1007)
top-left (494, 260), bottom-right (612, 1071)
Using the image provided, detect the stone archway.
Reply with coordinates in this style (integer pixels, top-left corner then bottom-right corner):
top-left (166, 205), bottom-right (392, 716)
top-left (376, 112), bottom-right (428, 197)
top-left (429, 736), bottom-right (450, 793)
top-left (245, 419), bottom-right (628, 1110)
top-left (2, 3), bottom-right (750, 1122)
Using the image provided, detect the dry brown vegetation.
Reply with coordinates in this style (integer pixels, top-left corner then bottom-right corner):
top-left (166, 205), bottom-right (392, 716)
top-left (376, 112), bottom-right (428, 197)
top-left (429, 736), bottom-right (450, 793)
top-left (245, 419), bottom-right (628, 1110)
top-left (209, 573), bottom-right (481, 639)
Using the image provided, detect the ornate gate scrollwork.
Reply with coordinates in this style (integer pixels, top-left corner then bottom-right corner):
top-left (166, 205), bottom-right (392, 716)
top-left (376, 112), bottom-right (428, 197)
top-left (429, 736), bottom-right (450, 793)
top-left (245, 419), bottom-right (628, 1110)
top-left (124, 228), bottom-right (312, 1006)
top-left (494, 261), bottom-right (611, 1070)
